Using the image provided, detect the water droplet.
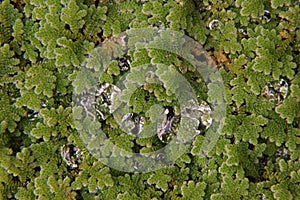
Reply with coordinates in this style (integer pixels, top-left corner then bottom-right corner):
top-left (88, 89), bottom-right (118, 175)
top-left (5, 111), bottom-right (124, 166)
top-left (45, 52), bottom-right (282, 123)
top-left (263, 78), bottom-right (289, 105)
top-left (263, 10), bottom-right (271, 20)
top-left (208, 19), bottom-right (221, 30)
top-left (118, 58), bottom-right (130, 71)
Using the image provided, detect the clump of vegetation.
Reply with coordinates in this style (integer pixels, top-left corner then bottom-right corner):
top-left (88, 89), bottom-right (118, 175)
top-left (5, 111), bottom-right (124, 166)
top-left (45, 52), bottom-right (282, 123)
top-left (0, 0), bottom-right (299, 199)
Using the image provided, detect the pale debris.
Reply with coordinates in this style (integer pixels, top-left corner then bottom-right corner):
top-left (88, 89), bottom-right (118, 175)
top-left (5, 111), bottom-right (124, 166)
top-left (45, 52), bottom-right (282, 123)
top-left (198, 101), bottom-right (213, 129)
top-left (61, 144), bottom-right (82, 169)
top-left (263, 78), bottom-right (288, 105)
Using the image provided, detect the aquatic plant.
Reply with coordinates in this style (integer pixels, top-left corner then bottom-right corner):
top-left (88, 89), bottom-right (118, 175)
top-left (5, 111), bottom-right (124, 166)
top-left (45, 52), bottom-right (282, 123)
top-left (0, 0), bottom-right (299, 199)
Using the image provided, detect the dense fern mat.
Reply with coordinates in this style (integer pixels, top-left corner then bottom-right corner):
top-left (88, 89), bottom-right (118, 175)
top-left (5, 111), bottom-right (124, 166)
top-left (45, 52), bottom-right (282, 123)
top-left (0, 0), bottom-right (299, 199)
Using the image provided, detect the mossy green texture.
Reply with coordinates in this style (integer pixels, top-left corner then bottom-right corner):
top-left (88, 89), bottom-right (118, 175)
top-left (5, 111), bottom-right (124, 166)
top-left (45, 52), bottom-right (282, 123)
top-left (0, 0), bottom-right (299, 199)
